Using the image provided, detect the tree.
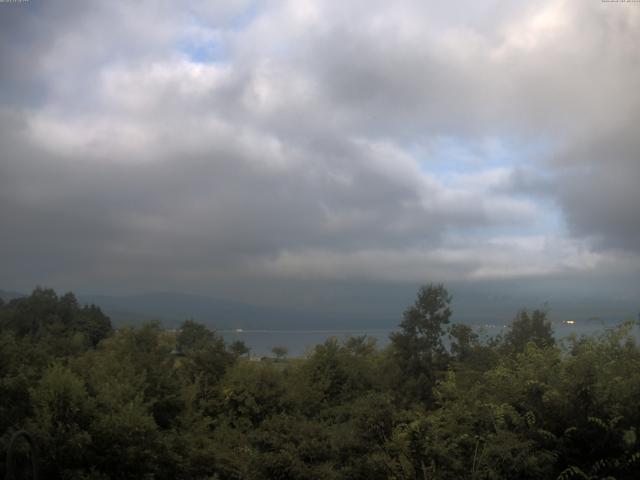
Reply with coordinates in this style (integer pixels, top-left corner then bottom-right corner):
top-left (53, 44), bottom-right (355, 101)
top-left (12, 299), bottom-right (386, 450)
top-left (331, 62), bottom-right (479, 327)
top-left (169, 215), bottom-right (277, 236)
top-left (76, 304), bottom-right (112, 347)
top-left (177, 319), bottom-right (216, 353)
top-left (29, 364), bottom-right (93, 478)
top-left (0, 288), bottom-right (112, 358)
top-left (503, 309), bottom-right (554, 353)
top-left (176, 320), bottom-right (233, 390)
top-left (448, 323), bottom-right (479, 362)
top-left (272, 346), bottom-right (288, 361)
top-left (344, 335), bottom-right (377, 356)
top-left (229, 340), bottom-right (250, 358)
top-left (389, 283), bottom-right (452, 403)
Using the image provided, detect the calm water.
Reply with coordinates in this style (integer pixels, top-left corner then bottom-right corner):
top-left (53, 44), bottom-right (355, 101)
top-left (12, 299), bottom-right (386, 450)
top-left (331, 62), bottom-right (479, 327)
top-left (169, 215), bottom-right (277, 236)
top-left (220, 322), bottom-right (640, 358)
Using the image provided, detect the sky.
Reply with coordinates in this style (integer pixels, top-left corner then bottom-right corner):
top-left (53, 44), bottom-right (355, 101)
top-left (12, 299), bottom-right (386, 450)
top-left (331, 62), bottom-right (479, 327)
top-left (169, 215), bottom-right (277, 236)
top-left (0, 0), bottom-right (639, 320)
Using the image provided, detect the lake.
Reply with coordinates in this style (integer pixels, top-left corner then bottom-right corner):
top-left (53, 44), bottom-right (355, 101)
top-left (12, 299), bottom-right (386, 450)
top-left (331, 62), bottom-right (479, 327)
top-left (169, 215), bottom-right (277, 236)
top-left (220, 321), bottom-right (640, 358)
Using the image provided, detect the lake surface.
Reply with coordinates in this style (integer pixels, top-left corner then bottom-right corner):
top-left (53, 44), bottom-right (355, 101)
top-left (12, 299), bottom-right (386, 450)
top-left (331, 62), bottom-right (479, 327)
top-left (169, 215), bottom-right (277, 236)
top-left (220, 322), bottom-right (640, 358)
top-left (220, 329), bottom-right (395, 357)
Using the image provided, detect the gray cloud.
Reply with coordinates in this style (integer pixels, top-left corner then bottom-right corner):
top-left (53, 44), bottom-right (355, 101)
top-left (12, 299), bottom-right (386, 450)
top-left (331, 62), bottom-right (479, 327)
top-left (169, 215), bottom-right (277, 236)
top-left (552, 124), bottom-right (640, 252)
top-left (0, 0), bottom-right (638, 310)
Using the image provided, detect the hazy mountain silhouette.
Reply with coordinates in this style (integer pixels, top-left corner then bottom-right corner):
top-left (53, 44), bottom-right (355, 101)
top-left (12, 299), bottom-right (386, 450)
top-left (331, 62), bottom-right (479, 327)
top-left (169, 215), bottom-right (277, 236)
top-left (2, 287), bottom-right (636, 331)
top-left (77, 292), bottom-right (385, 330)
top-left (0, 289), bottom-right (26, 302)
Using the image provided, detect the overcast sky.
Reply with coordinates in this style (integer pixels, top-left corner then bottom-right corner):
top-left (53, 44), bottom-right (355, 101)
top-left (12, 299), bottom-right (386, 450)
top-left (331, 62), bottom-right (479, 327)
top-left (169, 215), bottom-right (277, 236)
top-left (1, 0), bottom-right (638, 317)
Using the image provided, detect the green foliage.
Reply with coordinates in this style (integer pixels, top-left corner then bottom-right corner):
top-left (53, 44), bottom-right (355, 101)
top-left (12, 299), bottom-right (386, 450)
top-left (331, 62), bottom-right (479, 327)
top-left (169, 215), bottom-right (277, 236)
top-left (2, 285), bottom-right (640, 479)
top-left (222, 362), bottom-right (291, 427)
top-left (0, 287), bottom-right (112, 354)
top-left (29, 364), bottom-right (93, 478)
top-left (389, 283), bottom-right (452, 404)
top-left (448, 323), bottom-right (479, 361)
top-left (0, 330), bottom-right (49, 433)
top-left (271, 345), bottom-right (288, 360)
top-left (302, 337), bottom-right (381, 405)
top-left (229, 339), bottom-right (251, 358)
top-left (503, 309), bottom-right (555, 353)
top-left (177, 319), bottom-right (234, 386)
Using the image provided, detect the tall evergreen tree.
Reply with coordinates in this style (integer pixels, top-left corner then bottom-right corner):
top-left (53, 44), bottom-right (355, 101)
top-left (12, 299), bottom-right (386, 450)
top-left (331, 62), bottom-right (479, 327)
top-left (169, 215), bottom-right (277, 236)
top-left (390, 283), bottom-right (452, 403)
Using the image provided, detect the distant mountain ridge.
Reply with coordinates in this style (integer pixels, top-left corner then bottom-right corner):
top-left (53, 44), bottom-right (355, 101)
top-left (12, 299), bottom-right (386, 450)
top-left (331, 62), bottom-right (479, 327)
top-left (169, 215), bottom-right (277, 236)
top-left (77, 292), bottom-right (387, 330)
top-left (0, 289), bottom-right (26, 302)
top-left (76, 290), bottom-right (640, 330)
top-left (0, 288), bottom-right (390, 330)
top-left (2, 287), bottom-right (636, 331)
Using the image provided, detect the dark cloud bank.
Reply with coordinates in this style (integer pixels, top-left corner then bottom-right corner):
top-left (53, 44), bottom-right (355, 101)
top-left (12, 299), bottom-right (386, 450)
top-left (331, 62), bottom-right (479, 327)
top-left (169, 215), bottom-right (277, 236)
top-left (0, 0), bottom-right (638, 324)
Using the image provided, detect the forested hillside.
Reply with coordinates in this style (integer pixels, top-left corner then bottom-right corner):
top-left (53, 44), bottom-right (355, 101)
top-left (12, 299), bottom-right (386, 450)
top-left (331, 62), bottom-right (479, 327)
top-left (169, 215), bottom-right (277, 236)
top-left (1, 286), bottom-right (639, 479)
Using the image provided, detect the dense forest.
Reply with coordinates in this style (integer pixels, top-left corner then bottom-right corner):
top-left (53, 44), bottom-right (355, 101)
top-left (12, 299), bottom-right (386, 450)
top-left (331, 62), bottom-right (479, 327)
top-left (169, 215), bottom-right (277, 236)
top-left (1, 286), bottom-right (639, 479)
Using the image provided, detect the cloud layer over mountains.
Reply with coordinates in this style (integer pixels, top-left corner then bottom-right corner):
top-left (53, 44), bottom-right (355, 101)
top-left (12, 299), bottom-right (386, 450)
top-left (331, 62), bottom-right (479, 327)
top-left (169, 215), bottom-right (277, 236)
top-left (1, 0), bottom-right (638, 310)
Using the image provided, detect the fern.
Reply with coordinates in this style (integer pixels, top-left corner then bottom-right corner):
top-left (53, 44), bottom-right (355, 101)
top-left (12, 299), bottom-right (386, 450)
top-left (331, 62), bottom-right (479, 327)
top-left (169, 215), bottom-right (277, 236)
top-left (525, 410), bottom-right (536, 428)
top-left (536, 429), bottom-right (557, 442)
top-left (557, 465), bottom-right (590, 480)
top-left (587, 416), bottom-right (607, 430)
